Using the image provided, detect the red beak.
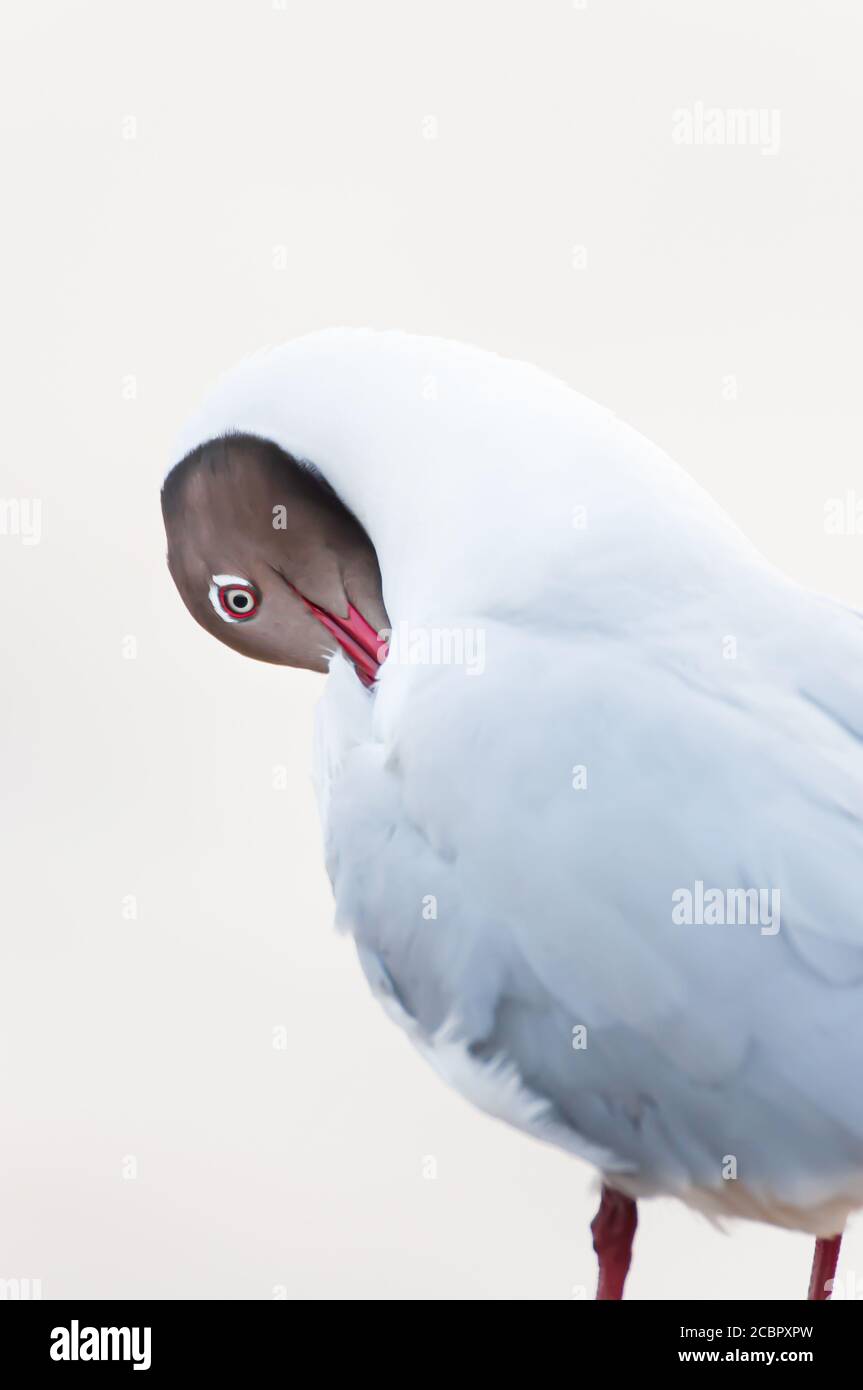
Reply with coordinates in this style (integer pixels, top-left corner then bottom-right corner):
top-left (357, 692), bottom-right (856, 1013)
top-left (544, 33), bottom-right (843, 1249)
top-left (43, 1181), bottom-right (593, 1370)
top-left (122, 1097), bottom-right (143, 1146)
top-left (298, 591), bottom-right (388, 687)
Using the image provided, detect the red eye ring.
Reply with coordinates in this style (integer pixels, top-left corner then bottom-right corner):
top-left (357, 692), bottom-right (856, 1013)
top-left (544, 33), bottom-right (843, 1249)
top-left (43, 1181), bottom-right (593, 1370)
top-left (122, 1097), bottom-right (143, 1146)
top-left (218, 583), bottom-right (259, 620)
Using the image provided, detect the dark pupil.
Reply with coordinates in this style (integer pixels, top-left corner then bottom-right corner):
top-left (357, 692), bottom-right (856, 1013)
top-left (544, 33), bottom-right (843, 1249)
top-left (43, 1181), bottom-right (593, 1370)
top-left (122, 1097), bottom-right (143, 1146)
top-left (231, 592), bottom-right (250, 610)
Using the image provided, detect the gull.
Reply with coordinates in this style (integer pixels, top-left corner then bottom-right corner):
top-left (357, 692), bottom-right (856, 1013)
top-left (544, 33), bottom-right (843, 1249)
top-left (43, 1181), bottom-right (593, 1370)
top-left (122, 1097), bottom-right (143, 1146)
top-left (162, 329), bottom-right (863, 1299)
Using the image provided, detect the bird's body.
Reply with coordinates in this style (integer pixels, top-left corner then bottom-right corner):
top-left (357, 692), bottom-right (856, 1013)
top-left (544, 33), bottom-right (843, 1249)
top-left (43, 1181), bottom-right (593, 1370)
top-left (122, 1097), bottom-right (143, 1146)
top-left (168, 330), bottom-right (863, 1282)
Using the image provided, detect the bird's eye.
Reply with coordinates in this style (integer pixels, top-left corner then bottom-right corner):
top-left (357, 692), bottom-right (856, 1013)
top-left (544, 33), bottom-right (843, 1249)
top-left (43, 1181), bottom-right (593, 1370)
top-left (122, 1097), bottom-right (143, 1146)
top-left (222, 585), bottom-right (258, 617)
top-left (208, 575), bottom-right (260, 623)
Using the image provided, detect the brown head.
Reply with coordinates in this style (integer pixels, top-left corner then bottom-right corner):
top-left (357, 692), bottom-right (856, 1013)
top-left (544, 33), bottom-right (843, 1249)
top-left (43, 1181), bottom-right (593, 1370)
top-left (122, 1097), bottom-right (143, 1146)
top-left (161, 434), bottom-right (389, 684)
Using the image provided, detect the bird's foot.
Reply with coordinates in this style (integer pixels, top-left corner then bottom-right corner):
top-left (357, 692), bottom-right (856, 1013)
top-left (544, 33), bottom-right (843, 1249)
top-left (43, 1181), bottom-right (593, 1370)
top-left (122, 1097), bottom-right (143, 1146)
top-left (808, 1233), bottom-right (842, 1300)
top-left (591, 1184), bottom-right (638, 1300)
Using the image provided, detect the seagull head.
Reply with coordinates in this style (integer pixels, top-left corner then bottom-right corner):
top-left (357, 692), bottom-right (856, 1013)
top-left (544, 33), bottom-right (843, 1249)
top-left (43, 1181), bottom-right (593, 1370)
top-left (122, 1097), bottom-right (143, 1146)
top-left (161, 433), bottom-right (389, 686)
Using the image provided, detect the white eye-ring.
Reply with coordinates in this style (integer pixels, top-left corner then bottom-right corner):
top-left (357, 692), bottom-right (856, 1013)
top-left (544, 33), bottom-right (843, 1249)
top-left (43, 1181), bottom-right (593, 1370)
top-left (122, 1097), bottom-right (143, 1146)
top-left (208, 574), bottom-right (260, 623)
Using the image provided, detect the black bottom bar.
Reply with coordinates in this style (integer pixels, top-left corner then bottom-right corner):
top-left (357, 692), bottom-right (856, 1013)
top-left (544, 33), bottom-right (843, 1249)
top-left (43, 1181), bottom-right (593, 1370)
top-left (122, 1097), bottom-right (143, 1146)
top-left (0, 1297), bottom-right (855, 1375)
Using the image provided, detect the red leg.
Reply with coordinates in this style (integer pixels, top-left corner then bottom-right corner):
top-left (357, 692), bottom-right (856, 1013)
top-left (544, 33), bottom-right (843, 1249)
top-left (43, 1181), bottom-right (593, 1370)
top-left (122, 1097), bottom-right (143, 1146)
top-left (591, 1184), bottom-right (638, 1300)
top-left (808, 1233), bottom-right (842, 1300)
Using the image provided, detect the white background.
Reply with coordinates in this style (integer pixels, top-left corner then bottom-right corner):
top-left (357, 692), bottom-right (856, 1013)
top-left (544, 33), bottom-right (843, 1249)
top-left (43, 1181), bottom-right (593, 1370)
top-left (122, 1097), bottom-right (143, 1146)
top-left (2, 0), bottom-right (862, 1299)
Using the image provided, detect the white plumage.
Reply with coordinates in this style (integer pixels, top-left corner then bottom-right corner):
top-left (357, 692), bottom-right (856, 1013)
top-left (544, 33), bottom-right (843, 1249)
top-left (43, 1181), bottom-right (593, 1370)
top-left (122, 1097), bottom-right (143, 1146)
top-left (174, 329), bottom-right (863, 1238)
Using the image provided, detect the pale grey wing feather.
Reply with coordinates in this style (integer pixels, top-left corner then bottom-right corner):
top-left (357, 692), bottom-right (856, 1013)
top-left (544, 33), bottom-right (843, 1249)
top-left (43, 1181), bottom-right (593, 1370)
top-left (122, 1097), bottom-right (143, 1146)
top-left (316, 592), bottom-right (863, 1203)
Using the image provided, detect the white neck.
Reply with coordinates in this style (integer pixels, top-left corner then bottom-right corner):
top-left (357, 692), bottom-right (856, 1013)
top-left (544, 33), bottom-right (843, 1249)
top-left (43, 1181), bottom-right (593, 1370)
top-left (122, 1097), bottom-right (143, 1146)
top-left (171, 328), bottom-right (773, 636)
